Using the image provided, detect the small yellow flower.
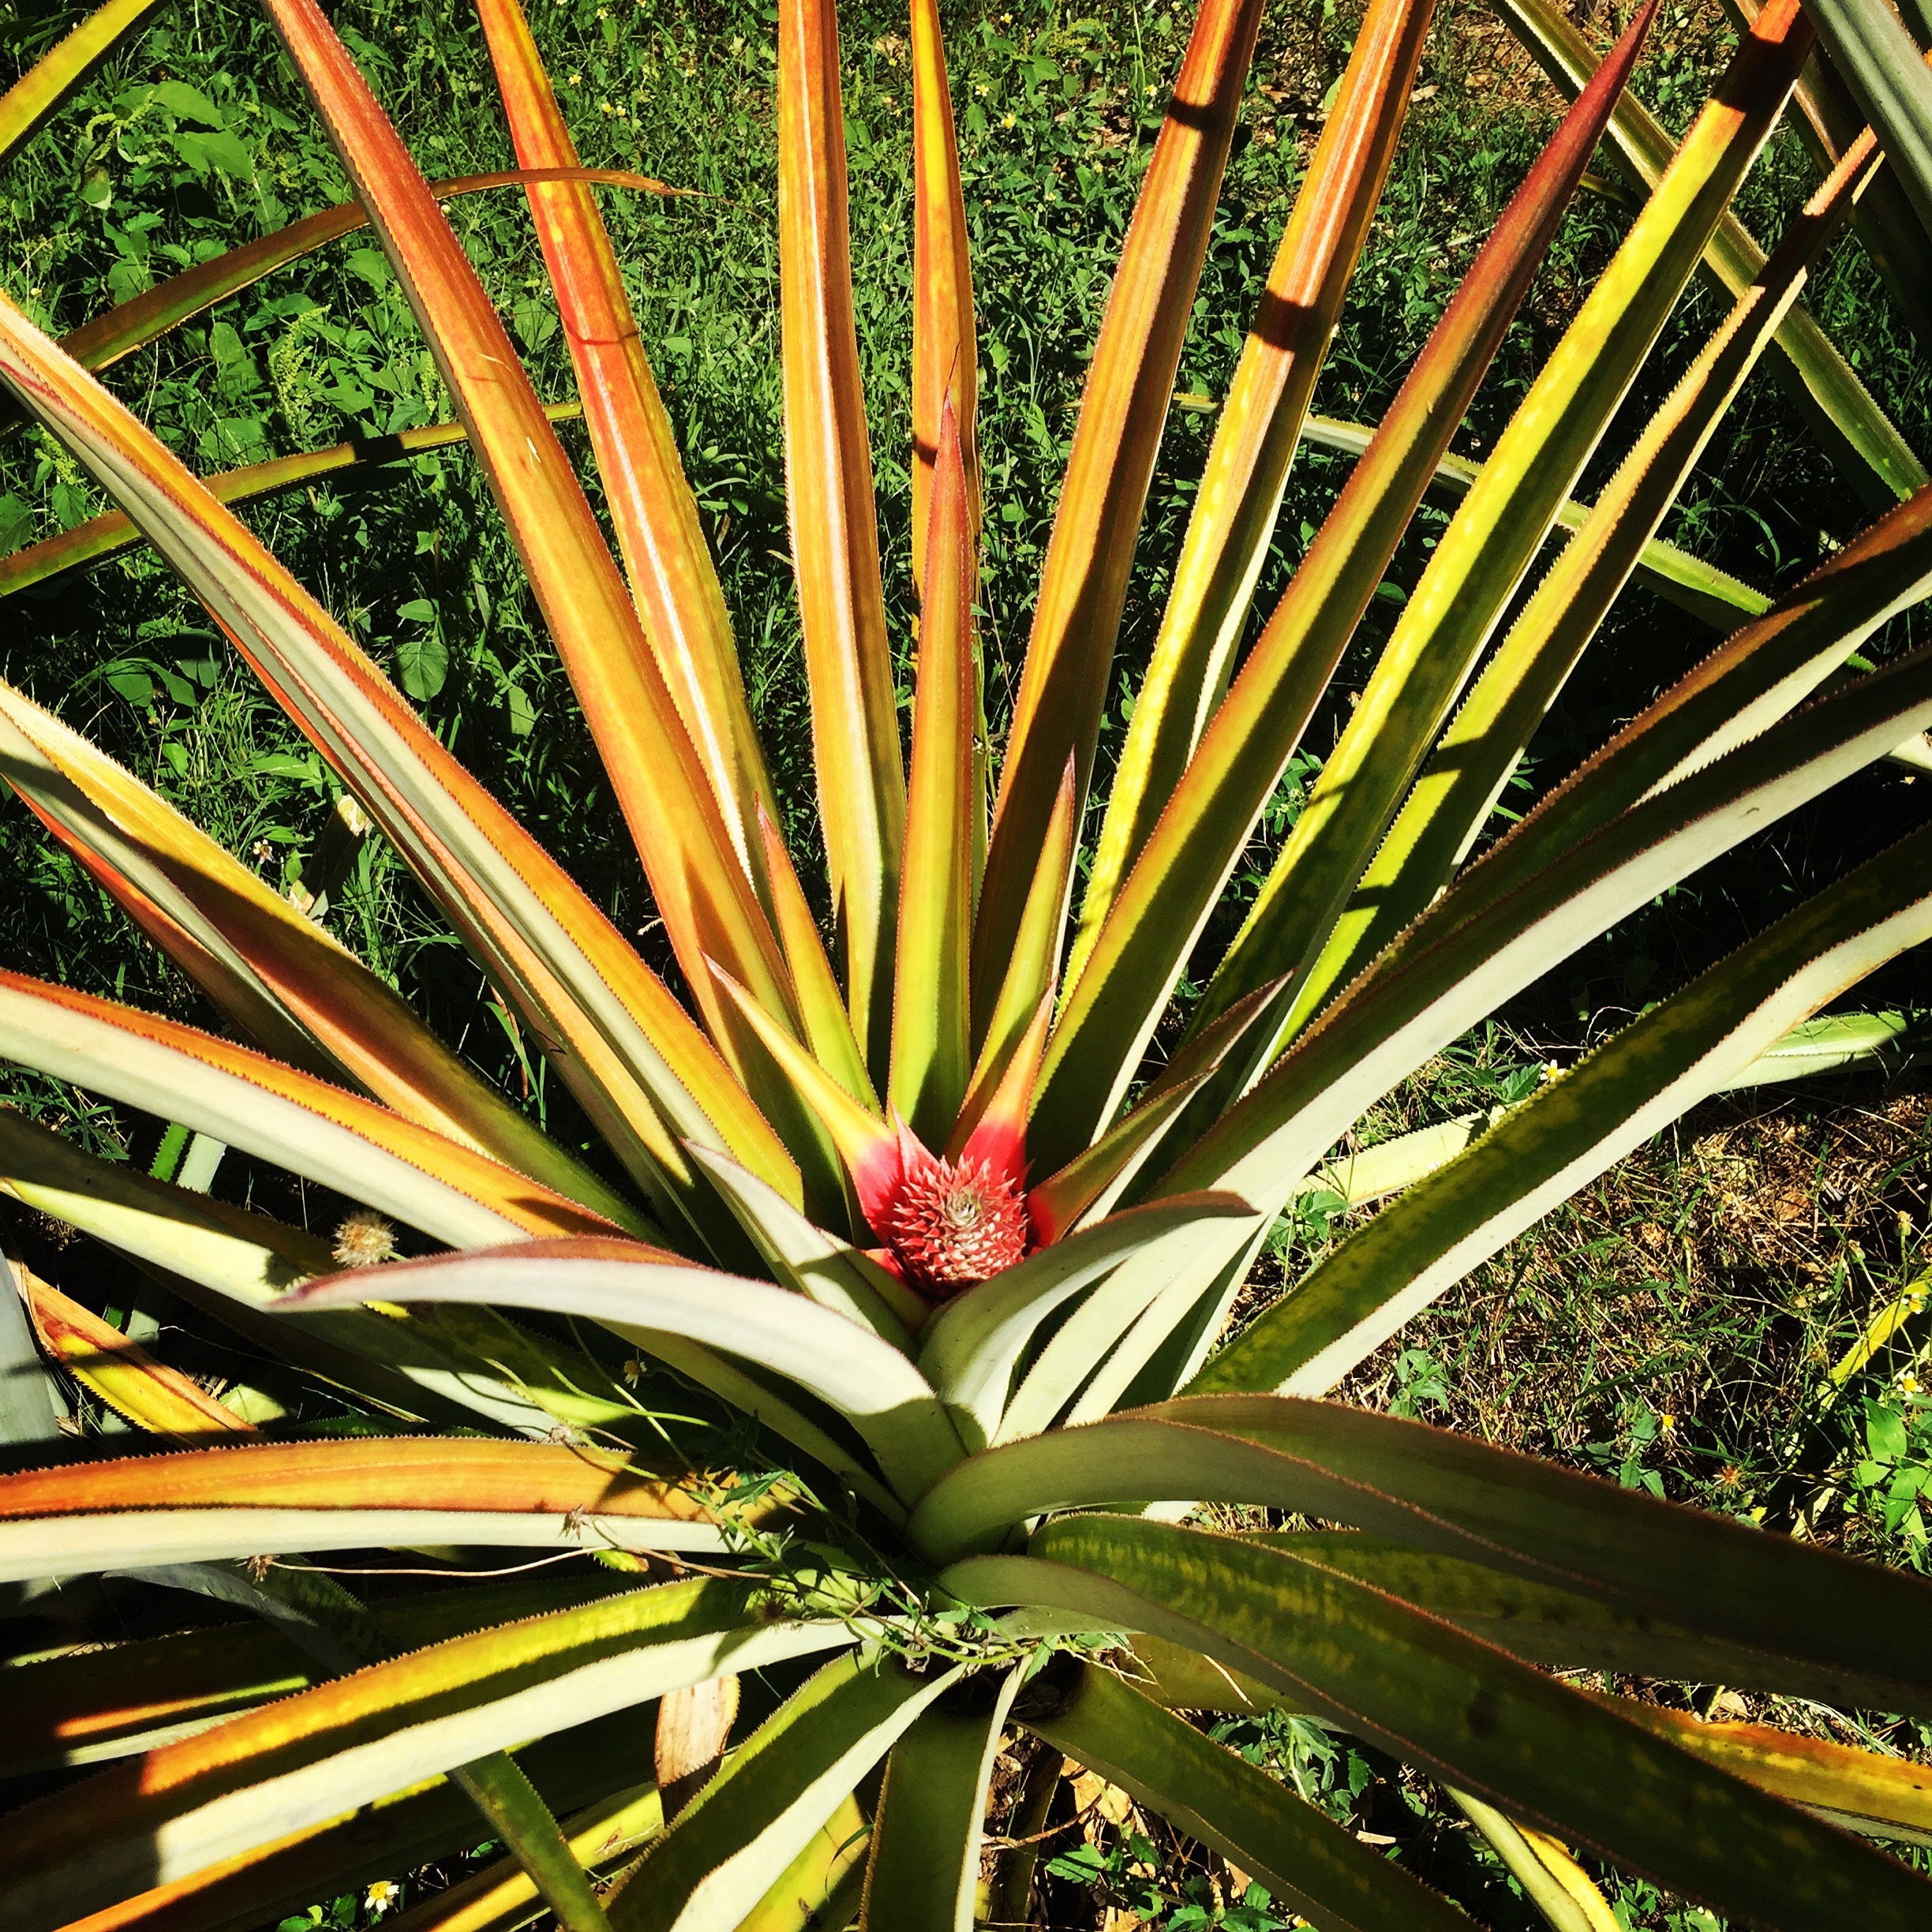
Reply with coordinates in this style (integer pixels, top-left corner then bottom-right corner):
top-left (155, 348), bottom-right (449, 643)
top-left (1659, 1413), bottom-right (1677, 1433)
top-left (1903, 1372), bottom-right (1922, 1395)
top-left (1002, 111), bottom-right (1017, 129)
top-left (975, 82), bottom-right (989, 95)
top-left (365, 1881), bottom-right (399, 1916)
top-left (601, 99), bottom-right (614, 113)
top-left (567, 71), bottom-right (581, 84)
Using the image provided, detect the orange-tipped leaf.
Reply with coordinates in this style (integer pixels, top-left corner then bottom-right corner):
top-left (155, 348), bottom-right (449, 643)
top-left (0, 290), bottom-right (799, 1238)
top-left (1028, 0), bottom-right (1661, 1168)
top-left (1069, 0), bottom-right (1436, 990)
top-left (476, 0), bottom-right (778, 886)
top-left (24, 1272), bottom-right (254, 1440)
top-left (910, 0), bottom-right (979, 586)
top-left (972, 0), bottom-right (1266, 1037)
top-left (0, 676), bottom-right (647, 1232)
top-left (259, 0), bottom-right (803, 1087)
top-left (780, 0), bottom-right (908, 1073)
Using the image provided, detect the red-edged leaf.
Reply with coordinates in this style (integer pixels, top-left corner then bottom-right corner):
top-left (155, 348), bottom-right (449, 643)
top-left (0, 968), bottom-right (620, 1248)
top-left (710, 961), bottom-right (900, 1233)
top-left (951, 988), bottom-right (1050, 1189)
top-left (891, 399), bottom-right (978, 1145)
top-left (259, 0), bottom-right (804, 1091)
top-left (1068, 0), bottom-right (1436, 990)
top-left (0, 674), bottom-right (646, 1231)
top-left (0, 292), bottom-right (798, 1241)
top-left (972, 0), bottom-right (1265, 1036)
top-left (910, 0), bottom-right (979, 586)
top-left (476, 0), bottom-right (777, 887)
top-left (1029, 0), bottom-right (1661, 1168)
top-left (780, 0), bottom-right (908, 1073)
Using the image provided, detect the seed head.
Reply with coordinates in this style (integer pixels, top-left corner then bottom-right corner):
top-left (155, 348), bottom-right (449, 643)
top-left (332, 1209), bottom-right (398, 1270)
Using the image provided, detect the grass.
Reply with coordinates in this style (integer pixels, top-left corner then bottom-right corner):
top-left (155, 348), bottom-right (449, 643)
top-left (2, 0), bottom-right (1931, 1923)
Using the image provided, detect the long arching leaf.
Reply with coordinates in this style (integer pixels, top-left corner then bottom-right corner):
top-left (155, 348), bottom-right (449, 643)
top-left (0, 673), bottom-right (645, 1232)
top-left (281, 1238), bottom-right (968, 1503)
top-left (0, 1577), bottom-right (850, 1932)
top-left (1163, 642), bottom-right (1932, 1222)
top-left (0, 1437), bottom-right (768, 1582)
top-left (949, 1522), bottom-right (1932, 1928)
top-left (0, 290), bottom-right (799, 1241)
top-left (0, 1108), bottom-right (640, 1437)
top-left (476, 0), bottom-right (778, 888)
top-left (6, 1569), bottom-right (634, 1774)
top-left (257, 0), bottom-right (814, 1129)
top-left (1197, 814), bottom-right (1932, 1398)
top-left (1028, 1661), bottom-right (1471, 1931)
top-left (1294, 124), bottom-right (1881, 1026)
top-left (23, 1271), bottom-right (252, 1441)
top-left (0, 969), bottom-right (620, 1249)
top-left (911, 1397), bottom-right (1932, 1717)
top-left (24, 1713), bottom-right (661, 1932)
